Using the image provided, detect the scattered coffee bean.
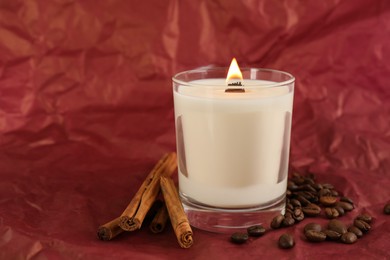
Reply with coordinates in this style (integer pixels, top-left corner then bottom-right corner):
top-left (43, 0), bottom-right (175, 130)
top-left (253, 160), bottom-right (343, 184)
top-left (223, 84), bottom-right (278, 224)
top-left (304, 223), bottom-right (322, 233)
top-left (296, 195), bottom-right (311, 206)
top-left (271, 215), bottom-right (285, 229)
top-left (335, 201), bottom-right (354, 211)
top-left (302, 203), bottom-right (321, 217)
top-left (355, 214), bottom-right (372, 224)
top-left (340, 196), bottom-right (354, 205)
top-left (282, 216), bottom-right (295, 227)
top-left (293, 208), bottom-right (305, 222)
top-left (348, 226), bottom-right (363, 238)
top-left (320, 196), bottom-right (338, 206)
top-left (323, 229), bottom-right (342, 241)
top-left (384, 203), bottom-right (390, 215)
top-left (247, 225), bottom-right (266, 237)
top-left (290, 199), bottom-right (301, 207)
top-left (328, 219), bottom-right (347, 235)
top-left (334, 206), bottom-right (345, 216)
top-left (325, 207), bottom-right (339, 219)
top-left (322, 183), bottom-right (334, 190)
top-left (278, 233), bottom-right (295, 249)
top-left (340, 232), bottom-right (358, 244)
top-left (318, 188), bottom-right (332, 197)
top-left (231, 232), bottom-right (249, 244)
top-left (305, 230), bottom-right (327, 242)
top-left (354, 219), bottom-right (371, 233)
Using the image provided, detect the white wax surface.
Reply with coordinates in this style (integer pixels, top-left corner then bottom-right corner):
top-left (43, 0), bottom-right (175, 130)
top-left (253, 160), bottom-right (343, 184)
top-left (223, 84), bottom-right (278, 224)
top-left (174, 79), bottom-right (293, 208)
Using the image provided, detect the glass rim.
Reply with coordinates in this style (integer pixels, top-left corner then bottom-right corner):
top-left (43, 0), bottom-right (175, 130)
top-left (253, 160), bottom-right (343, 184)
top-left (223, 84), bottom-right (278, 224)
top-left (172, 67), bottom-right (295, 89)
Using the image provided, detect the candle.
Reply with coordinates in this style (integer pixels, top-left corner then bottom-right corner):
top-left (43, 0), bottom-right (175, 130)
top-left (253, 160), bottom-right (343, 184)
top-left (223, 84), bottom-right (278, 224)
top-left (172, 59), bottom-right (294, 231)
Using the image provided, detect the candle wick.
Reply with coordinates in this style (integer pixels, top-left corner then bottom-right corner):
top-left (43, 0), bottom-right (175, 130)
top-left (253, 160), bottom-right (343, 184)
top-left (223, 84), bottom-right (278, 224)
top-left (226, 81), bottom-right (245, 93)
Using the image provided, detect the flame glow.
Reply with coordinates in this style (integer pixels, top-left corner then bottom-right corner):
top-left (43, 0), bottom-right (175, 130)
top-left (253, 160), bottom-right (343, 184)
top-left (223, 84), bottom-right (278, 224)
top-left (226, 58), bottom-right (243, 82)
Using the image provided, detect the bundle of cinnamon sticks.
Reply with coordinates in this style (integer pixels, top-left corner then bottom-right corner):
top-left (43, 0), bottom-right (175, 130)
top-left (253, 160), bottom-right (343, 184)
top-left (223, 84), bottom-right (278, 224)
top-left (97, 152), bottom-right (193, 249)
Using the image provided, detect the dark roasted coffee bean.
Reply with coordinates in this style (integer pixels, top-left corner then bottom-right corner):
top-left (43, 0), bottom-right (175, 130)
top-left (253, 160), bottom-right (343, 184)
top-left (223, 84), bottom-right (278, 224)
top-left (322, 183), bottom-right (334, 190)
top-left (384, 203), bottom-right (390, 215)
top-left (230, 232), bottom-right (248, 244)
top-left (278, 233), bottom-right (295, 249)
top-left (318, 188), bottom-right (332, 197)
top-left (348, 226), bottom-right (363, 238)
top-left (290, 199), bottom-right (301, 207)
top-left (335, 201), bottom-right (354, 211)
top-left (302, 203), bottom-right (321, 217)
top-left (320, 196), bottom-right (338, 206)
top-left (354, 219), bottom-right (371, 233)
top-left (325, 207), bottom-right (339, 219)
top-left (293, 208), bottom-right (305, 222)
top-left (286, 189), bottom-right (292, 197)
top-left (328, 219), bottom-right (347, 235)
top-left (330, 190), bottom-right (339, 197)
top-left (340, 196), bottom-right (354, 205)
top-left (287, 182), bottom-right (299, 191)
top-left (282, 216), bottom-right (295, 227)
top-left (323, 229), bottom-right (342, 241)
top-left (296, 195), bottom-right (311, 206)
top-left (313, 183), bottom-right (323, 190)
top-left (271, 215), bottom-right (285, 229)
top-left (356, 214), bottom-right (372, 224)
top-left (304, 223), bottom-right (322, 233)
top-left (286, 203), bottom-right (294, 211)
top-left (247, 225), bottom-right (266, 237)
top-left (297, 184), bottom-right (317, 192)
top-left (334, 206), bottom-right (345, 216)
top-left (304, 230), bottom-right (326, 242)
top-left (341, 232), bottom-right (358, 244)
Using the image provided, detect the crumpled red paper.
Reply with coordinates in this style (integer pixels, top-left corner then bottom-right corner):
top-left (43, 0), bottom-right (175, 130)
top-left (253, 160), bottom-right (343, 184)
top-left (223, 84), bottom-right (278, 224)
top-left (0, 0), bottom-right (389, 259)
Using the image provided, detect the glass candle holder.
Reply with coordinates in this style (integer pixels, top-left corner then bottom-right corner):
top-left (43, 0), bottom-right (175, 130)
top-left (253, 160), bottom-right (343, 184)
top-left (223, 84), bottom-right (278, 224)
top-left (172, 67), bottom-right (295, 233)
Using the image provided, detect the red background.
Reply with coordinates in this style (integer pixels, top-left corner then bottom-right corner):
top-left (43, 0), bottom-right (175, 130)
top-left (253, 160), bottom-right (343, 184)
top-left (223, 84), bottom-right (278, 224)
top-left (0, 0), bottom-right (389, 259)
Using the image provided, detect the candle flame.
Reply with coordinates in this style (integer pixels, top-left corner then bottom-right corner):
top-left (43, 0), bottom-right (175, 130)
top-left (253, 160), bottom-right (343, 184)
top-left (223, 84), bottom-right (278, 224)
top-left (226, 58), bottom-right (243, 83)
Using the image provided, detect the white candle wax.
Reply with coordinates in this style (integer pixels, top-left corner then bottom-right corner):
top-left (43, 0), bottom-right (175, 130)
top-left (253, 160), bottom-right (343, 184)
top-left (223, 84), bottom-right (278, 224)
top-left (174, 79), bottom-right (293, 208)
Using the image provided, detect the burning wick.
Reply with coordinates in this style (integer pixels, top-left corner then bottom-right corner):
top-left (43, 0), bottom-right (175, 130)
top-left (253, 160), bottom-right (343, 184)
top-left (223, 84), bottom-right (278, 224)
top-left (225, 58), bottom-right (245, 93)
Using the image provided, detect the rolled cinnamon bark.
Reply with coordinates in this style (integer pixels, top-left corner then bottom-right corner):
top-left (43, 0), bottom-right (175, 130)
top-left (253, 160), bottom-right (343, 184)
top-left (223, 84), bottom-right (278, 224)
top-left (160, 176), bottom-right (193, 248)
top-left (149, 202), bottom-right (169, 233)
top-left (97, 217), bottom-right (123, 241)
top-left (119, 152), bottom-right (177, 231)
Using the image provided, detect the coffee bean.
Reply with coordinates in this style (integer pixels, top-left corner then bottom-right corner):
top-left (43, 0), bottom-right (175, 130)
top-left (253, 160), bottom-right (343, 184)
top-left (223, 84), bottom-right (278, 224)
top-left (293, 208), bottom-right (305, 222)
top-left (340, 232), bottom-right (358, 244)
top-left (334, 206), bottom-right (345, 216)
top-left (296, 195), bottom-right (311, 206)
top-left (290, 199), bottom-right (301, 207)
top-left (335, 201), bottom-right (354, 212)
top-left (247, 225), bottom-right (266, 237)
top-left (323, 229), bottom-right (342, 241)
top-left (354, 219), bottom-right (371, 233)
top-left (286, 203), bottom-right (294, 211)
top-left (384, 203), bottom-right (390, 215)
top-left (278, 233), bottom-right (295, 249)
top-left (304, 230), bottom-right (327, 242)
top-left (302, 203), bottom-right (321, 217)
top-left (318, 188), bottom-right (332, 197)
top-left (328, 219), bottom-right (347, 235)
top-left (340, 196), bottom-right (354, 205)
top-left (325, 207), bottom-right (339, 219)
top-left (230, 232), bottom-right (248, 244)
top-left (320, 196), bottom-right (338, 206)
top-left (304, 223), bottom-right (322, 233)
top-left (322, 183), bottom-right (335, 190)
top-left (282, 216), bottom-right (295, 227)
top-left (271, 215), bottom-right (285, 229)
top-left (355, 214), bottom-right (372, 224)
top-left (348, 226), bottom-right (363, 238)
top-left (330, 190), bottom-right (339, 197)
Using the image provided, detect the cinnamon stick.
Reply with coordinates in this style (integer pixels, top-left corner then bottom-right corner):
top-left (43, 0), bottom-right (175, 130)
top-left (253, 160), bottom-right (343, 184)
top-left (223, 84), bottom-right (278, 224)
top-left (97, 217), bottom-right (123, 241)
top-left (149, 202), bottom-right (169, 233)
top-left (160, 176), bottom-right (193, 248)
top-left (119, 152), bottom-right (177, 231)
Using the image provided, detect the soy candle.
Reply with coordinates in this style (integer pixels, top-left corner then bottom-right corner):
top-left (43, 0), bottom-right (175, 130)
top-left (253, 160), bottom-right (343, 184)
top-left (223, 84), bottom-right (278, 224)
top-left (172, 59), bottom-right (295, 232)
